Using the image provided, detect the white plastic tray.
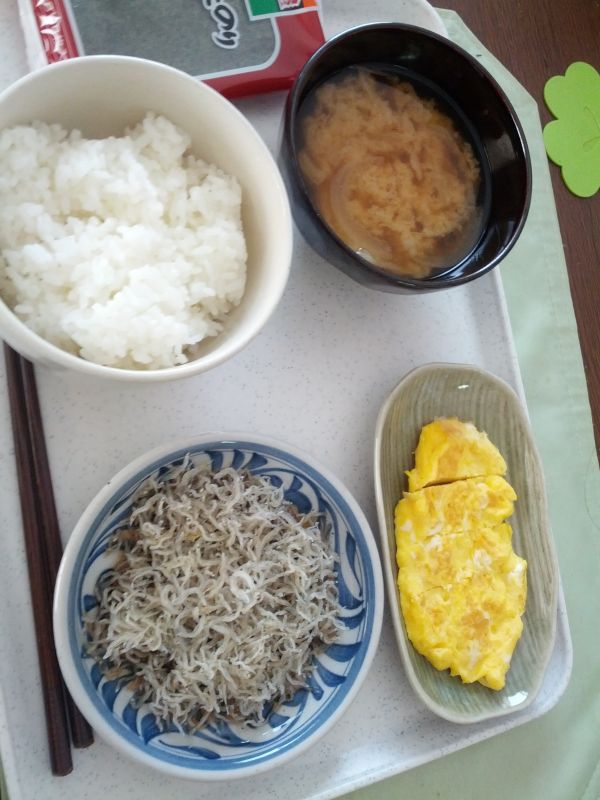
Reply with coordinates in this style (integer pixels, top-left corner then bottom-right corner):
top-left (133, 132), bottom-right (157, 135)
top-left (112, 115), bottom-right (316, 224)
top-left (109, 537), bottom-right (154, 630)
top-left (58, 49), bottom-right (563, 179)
top-left (0, 2), bottom-right (572, 799)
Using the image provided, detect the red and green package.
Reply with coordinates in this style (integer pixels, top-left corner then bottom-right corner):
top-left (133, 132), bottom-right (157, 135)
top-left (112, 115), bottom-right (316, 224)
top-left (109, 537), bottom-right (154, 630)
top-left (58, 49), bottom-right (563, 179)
top-left (19, 0), bottom-right (324, 98)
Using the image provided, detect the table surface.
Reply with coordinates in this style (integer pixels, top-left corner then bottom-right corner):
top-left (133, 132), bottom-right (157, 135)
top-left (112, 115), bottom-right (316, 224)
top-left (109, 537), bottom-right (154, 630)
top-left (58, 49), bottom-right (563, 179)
top-left (441, 0), bottom-right (600, 456)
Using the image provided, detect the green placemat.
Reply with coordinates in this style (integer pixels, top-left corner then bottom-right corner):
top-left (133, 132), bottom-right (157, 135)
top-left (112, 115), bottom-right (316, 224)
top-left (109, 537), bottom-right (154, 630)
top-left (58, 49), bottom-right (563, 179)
top-left (346, 11), bottom-right (600, 800)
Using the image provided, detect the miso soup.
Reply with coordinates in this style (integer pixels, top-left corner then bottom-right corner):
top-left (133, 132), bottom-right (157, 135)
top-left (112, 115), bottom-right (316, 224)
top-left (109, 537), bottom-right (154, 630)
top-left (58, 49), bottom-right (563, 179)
top-left (297, 66), bottom-right (489, 279)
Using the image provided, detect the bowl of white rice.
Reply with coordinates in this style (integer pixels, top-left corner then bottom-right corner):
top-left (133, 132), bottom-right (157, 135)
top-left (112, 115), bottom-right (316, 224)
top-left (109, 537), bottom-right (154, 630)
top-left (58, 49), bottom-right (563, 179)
top-left (53, 433), bottom-right (384, 779)
top-left (0, 56), bottom-right (292, 380)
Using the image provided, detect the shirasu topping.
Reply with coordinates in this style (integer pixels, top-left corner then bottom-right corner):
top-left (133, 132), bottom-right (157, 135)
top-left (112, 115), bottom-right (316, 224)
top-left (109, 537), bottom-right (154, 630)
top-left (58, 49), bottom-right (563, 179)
top-left (85, 459), bottom-right (341, 731)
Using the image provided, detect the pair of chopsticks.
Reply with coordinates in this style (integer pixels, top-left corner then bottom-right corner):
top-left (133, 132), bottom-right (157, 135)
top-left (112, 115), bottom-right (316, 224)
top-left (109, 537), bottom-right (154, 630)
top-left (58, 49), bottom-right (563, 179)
top-left (3, 344), bottom-right (93, 776)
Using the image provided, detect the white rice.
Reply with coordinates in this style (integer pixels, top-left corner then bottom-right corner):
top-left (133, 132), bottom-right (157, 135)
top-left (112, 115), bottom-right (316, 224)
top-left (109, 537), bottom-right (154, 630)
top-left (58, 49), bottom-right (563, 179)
top-left (0, 113), bottom-right (247, 369)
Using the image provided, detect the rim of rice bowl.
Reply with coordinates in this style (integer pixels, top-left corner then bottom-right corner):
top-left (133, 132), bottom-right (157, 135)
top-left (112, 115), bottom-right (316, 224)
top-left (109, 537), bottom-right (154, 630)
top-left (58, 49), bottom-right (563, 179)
top-left (0, 56), bottom-right (293, 382)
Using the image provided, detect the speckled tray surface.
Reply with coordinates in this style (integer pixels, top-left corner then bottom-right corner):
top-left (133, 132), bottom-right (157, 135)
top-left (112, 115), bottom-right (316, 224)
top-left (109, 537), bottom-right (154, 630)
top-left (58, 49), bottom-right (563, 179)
top-left (0, 2), bottom-right (571, 800)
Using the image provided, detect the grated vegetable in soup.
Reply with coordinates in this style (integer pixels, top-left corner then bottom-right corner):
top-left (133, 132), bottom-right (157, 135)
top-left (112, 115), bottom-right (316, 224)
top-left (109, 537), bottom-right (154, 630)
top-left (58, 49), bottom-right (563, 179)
top-left (297, 67), bottom-right (483, 278)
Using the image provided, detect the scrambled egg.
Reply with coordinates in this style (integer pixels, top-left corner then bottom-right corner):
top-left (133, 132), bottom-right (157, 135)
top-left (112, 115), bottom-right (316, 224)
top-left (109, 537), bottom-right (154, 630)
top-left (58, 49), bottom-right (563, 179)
top-left (396, 419), bottom-right (527, 690)
top-left (406, 417), bottom-right (507, 492)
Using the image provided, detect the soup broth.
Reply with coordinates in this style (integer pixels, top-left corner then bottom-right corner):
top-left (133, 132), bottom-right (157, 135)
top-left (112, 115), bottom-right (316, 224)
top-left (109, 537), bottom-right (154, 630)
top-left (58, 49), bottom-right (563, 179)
top-left (297, 66), bottom-right (488, 279)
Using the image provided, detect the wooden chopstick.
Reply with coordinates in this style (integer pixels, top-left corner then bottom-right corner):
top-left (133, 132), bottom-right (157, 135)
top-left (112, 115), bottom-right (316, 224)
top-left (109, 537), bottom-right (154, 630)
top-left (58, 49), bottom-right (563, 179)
top-left (4, 345), bottom-right (73, 775)
top-left (18, 357), bottom-right (94, 750)
top-left (4, 344), bottom-right (94, 774)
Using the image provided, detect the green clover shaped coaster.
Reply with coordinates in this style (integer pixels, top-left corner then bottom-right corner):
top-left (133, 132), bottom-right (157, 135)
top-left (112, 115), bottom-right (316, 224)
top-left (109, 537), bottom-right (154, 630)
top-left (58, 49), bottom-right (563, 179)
top-left (543, 61), bottom-right (600, 198)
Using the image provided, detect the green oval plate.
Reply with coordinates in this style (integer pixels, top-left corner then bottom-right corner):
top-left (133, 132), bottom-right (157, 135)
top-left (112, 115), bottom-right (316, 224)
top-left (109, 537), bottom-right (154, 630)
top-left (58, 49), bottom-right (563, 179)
top-left (374, 363), bottom-right (559, 723)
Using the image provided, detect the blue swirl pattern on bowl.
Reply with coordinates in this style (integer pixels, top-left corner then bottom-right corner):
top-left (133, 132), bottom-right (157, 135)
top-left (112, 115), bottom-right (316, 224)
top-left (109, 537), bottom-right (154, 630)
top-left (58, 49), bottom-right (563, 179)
top-left (65, 440), bottom-right (381, 774)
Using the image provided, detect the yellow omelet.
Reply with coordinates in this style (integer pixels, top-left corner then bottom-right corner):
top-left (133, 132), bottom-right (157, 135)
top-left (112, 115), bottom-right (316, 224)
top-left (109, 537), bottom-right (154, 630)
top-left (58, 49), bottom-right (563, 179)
top-left (395, 420), bottom-right (527, 690)
top-left (406, 417), bottom-right (507, 492)
top-left (395, 475), bottom-right (517, 540)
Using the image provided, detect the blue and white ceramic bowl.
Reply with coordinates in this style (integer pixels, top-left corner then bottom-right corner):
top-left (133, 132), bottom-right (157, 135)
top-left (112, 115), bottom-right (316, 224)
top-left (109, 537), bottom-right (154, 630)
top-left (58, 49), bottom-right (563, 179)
top-left (53, 434), bottom-right (384, 779)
